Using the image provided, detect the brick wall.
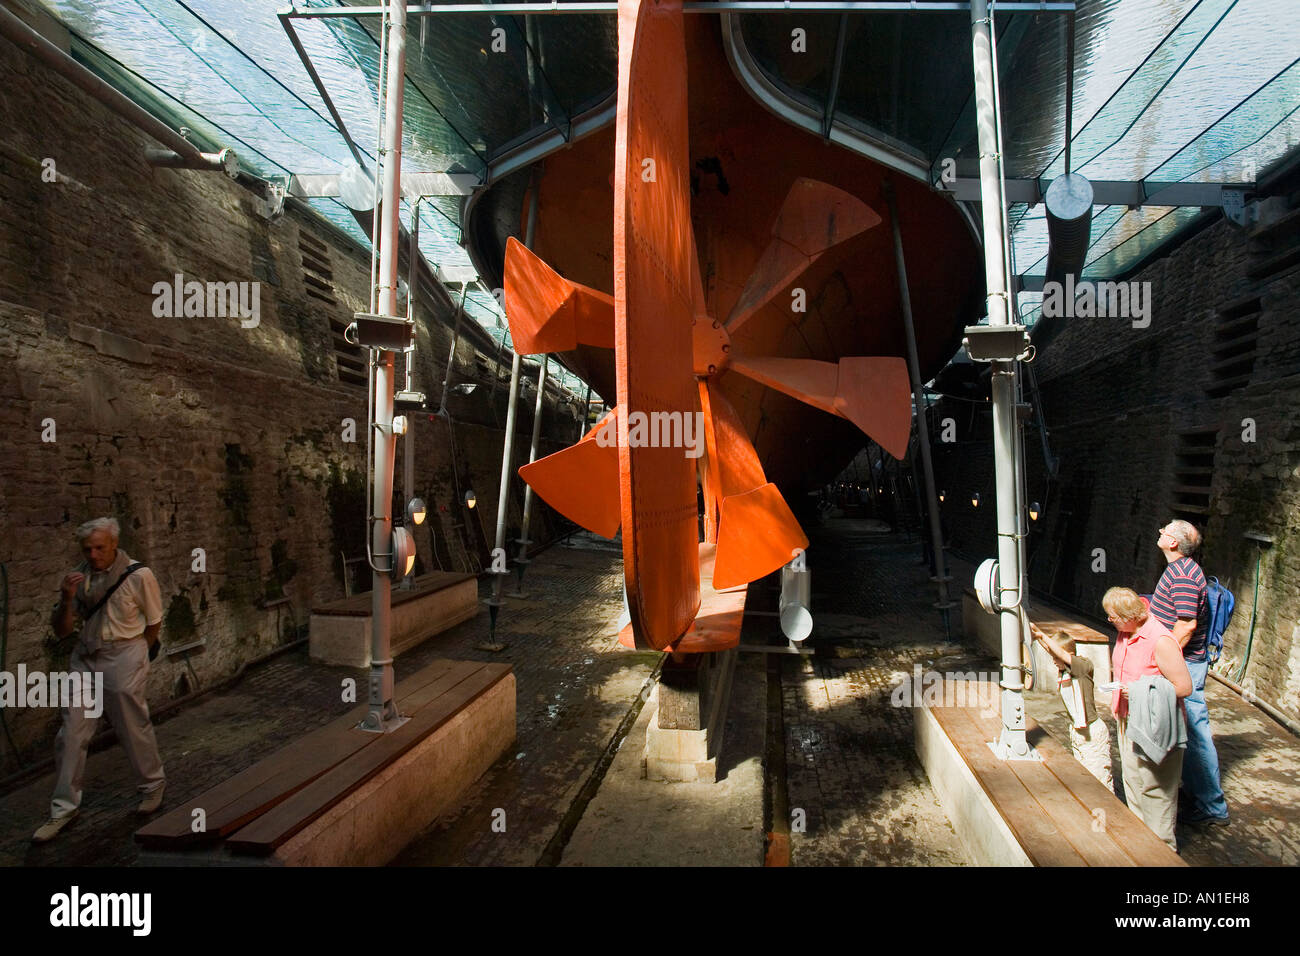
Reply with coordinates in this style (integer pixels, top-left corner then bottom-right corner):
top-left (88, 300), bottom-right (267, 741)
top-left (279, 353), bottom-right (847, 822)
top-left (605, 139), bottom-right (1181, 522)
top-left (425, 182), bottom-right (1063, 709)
top-left (0, 36), bottom-right (576, 770)
top-left (932, 174), bottom-right (1300, 721)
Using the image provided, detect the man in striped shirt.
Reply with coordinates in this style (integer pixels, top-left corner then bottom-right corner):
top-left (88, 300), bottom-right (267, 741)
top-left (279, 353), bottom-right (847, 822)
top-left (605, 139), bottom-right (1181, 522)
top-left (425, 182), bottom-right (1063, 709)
top-left (1153, 519), bottom-right (1229, 825)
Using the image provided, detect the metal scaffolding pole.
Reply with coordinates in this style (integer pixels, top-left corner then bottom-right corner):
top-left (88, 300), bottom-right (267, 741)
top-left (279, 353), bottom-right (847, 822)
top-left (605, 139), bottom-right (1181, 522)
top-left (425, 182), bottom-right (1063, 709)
top-left (488, 175), bottom-right (541, 636)
top-left (361, 0), bottom-right (408, 733)
top-left (510, 356), bottom-right (548, 596)
top-left (489, 351), bottom-right (522, 637)
top-left (970, 0), bottom-right (1030, 759)
top-left (884, 183), bottom-right (953, 638)
top-left (399, 198), bottom-right (422, 592)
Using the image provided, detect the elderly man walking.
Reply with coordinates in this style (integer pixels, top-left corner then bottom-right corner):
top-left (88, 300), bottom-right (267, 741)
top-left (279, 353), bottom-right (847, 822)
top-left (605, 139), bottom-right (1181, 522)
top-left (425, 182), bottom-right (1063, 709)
top-left (1152, 519), bottom-right (1229, 826)
top-left (32, 517), bottom-right (167, 843)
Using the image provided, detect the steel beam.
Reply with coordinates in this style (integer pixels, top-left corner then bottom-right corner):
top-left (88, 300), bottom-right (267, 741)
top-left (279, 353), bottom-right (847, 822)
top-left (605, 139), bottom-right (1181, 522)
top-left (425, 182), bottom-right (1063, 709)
top-left (0, 5), bottom-right (236, 173)
top-left (938, 177), bottom-right (1254, 208)
top-left (286, 2), bottom-right (1076, 16)
top-left (288, 171), bottom-right (478, 199)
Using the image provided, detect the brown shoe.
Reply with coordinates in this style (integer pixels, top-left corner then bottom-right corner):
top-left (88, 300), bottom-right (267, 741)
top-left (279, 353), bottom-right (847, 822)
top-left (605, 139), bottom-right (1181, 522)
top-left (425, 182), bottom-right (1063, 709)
top-left (32, 813), bottom-right (77, 843)
top-left (136, 785), bottom-right (165, 815)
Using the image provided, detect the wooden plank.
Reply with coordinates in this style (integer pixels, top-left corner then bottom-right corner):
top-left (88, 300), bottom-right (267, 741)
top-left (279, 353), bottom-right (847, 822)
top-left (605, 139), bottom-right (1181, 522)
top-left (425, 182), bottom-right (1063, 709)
top-left (1023, 720), bottom-right (1185, 867)
top-left (226, 663), bottom-right (512, 854)
top-left (311, 571), bottom-right (474, 616)
top-left (929, 692), bottom-right (1087, 867)
top-left (190, 659), bottom-right (484, 844)
top-left (978, 714), bottom-right (1135, 867)
top-left (135, 659), bottom-right (467, 848)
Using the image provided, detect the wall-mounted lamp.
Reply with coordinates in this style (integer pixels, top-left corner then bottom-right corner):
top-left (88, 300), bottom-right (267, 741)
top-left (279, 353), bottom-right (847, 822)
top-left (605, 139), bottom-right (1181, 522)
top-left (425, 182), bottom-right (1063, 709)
top-left (1029, 501), bottom-right (1040, 521)
top-left (391, 526), bottom-right (416, 577)
top-left (392, 415), bottom-right (409, 436)
top-left (971, 492), bottom-right (981, 508)
top-left (939, 490), bottom-right (946, 503)
top-left (464, 489), bottom-right (477, 509)
top-left (406, 497), bottom-right (427, 526)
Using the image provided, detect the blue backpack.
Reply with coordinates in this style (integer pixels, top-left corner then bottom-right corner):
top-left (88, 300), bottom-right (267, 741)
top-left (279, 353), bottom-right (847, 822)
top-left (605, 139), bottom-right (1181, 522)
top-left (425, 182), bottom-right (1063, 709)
top-left (1204, 577), bottom-right (1235, 665)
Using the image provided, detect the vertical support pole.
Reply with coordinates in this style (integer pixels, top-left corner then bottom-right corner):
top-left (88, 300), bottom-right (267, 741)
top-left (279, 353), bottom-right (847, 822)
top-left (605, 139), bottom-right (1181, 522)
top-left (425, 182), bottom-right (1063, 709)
top-left (488, 171), bottom-right (541, 635)
top-left (400, 198), bottom-right (421, 592)
top-left (884, 183), bottom-right (952, 637)
top-left (362, 0), bottom-right (407, 732)
top-left (579, 384), bottom-right (592, 443)
top-left (437, 284), bottom-right (469, 415)
top-left (510, 357), bottom-right (548, 595)
top-left (970, 0), bottom-right (1029, 759)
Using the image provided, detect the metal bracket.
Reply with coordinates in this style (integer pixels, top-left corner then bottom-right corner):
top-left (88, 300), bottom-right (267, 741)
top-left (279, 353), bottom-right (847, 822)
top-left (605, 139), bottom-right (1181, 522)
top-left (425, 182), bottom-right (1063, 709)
top-left (252, 180), bottom-right (286, 220)
top-left (1221, 185), bottom-right (1255, 228)
top-left (352, 312), bottom-right (415, 351)
top-left (963, 324), bottom-right (1029, 362)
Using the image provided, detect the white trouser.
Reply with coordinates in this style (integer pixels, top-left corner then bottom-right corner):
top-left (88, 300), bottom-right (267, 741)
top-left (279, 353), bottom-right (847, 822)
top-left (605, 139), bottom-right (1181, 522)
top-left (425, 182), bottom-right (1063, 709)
top-left (1068, 717), bottom-right (1113, 790)
top-left (51, 637), bottom-right (165, 819)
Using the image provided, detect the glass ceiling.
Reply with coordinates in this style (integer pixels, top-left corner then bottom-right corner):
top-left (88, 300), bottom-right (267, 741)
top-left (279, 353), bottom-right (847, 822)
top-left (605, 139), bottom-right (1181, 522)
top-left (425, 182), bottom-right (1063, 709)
top-left (735, 0), bottom-right (1300, 326)
top-left (34, 0), bottom-right (1300, 342)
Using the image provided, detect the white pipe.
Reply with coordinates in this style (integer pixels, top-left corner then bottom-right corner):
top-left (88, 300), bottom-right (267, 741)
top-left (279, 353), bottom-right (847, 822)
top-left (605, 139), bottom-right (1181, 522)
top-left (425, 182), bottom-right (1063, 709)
top-left (970, 0), bottom-right (1029, 758)
top-left (492, 351), bottom-right (523, 607)
top-left (364, 0), bottom-right (407, 731)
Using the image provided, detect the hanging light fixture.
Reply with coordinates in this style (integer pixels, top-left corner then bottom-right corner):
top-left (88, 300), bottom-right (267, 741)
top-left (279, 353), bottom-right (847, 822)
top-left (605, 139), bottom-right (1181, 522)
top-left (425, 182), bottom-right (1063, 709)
top-left (971, 492), bottom-right (981, 508)
top-left (1029, 501), bottom-right (1040, 521)
top-left (391, 526), bottom-right (416, 577)
top-left (406, 497), bottom-right (427, 526)
top-left (464, 489), bottom-right (477, 509)
top-left (939, 489), bottom-right (946, 503)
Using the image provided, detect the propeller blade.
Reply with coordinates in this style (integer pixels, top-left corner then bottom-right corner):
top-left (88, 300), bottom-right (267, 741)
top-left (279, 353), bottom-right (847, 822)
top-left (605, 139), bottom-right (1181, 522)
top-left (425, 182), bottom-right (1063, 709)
top-left (728, 354), bottom-right (913, 460)
top-left (705, 384), bottom-right (809, 590)
top-left (518, 409), bottom-right (620, 538)
top-left (714, 484), bottom-right (807, 591)
top-left (725, 178), bottom-right (882, 334)
top-left (503, 236), bottom-right (615, 355)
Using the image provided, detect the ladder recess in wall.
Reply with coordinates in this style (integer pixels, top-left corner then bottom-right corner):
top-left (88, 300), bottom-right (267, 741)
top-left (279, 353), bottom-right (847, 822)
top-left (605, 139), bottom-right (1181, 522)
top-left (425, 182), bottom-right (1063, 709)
top-left (1205, 292), bottom-right (1261, 398)
top-left (1171, 426), bottom-right (1218, 520)
top-left (299, 231), bottom-right (365, 388)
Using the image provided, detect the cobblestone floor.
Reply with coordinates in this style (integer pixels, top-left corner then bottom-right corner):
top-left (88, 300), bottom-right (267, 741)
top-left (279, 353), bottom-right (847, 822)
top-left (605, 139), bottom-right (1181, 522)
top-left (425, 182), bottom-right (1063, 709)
top-left (781, 518), bottom-right (973, 866)
top-left (0, 532), bottom-right (651, 867)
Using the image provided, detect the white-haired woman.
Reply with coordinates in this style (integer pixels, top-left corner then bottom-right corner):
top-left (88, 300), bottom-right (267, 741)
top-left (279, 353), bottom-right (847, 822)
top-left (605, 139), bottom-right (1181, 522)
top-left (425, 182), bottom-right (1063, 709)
top-left (1105, 586), bottom-right (1192, 852)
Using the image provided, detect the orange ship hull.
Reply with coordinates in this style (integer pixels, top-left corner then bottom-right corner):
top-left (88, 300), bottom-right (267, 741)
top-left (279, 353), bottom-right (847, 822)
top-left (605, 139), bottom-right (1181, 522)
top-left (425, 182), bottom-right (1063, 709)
top-left (514, 15), bottom-right (982, 493)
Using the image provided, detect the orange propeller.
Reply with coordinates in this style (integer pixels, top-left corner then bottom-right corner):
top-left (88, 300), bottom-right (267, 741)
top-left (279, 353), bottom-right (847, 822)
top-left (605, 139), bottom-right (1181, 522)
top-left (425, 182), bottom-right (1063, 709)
top-left (499, 0), bottom-right (914, 651)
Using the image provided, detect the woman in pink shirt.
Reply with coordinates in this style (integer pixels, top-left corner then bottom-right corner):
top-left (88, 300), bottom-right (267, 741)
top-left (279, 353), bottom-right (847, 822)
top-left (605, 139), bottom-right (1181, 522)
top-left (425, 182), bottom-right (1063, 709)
top-left (1105, 587), bottom-right (1192, 852)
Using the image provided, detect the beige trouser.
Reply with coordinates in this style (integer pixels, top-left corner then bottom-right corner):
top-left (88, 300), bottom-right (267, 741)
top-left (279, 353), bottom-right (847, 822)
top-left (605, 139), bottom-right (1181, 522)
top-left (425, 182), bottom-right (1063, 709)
top-left (51, 637), bottom-right (165, 819)
top-left (1069, 717), bottom-right (1113, 790)
top-left (1117, 719), bottom-right (1183, 853)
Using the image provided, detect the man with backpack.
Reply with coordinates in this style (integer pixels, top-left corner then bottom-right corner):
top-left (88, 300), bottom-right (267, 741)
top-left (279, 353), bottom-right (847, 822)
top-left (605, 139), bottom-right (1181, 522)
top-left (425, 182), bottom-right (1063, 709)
top-left (1152, 519), bottom-right (1229, 826)
top-left (32, 517), bottom-right (167, 843)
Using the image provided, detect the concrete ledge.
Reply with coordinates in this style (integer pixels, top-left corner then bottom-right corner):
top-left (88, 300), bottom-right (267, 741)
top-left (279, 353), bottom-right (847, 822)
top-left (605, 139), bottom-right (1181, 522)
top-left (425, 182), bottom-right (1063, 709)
top-left (274, 671), bottom-right (515, 866)
top-left (915, 696), bottom-right (1031, 867)
top-left (310, 573), bottom-right (478, 667)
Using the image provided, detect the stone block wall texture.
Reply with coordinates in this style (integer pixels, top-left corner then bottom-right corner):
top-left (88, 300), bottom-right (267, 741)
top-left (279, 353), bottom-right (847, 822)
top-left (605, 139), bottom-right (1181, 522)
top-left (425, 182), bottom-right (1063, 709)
top-left (0, 37), bottom-right (578, 771)
top-left (932, 173), bottom-right (1300, 721)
